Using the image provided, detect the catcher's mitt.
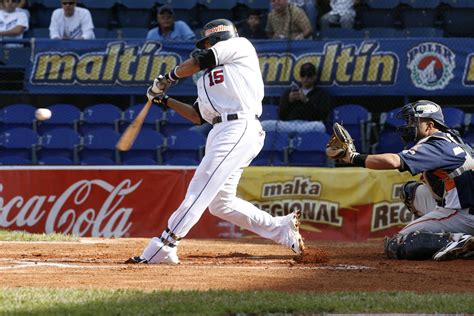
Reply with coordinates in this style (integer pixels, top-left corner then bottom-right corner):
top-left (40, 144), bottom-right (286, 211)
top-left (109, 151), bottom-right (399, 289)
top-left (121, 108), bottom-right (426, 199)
top-left (325, 122), bottom-right (356, 160)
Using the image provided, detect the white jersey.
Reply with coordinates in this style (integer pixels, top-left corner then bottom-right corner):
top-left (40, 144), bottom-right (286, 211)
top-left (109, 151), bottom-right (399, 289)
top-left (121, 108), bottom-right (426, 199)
top-left (0, 9), bottom-right (29, 40)
top-left (196, 37), bottom-right (264, 124)
top-left (49, 7), bottom-right (95, 40)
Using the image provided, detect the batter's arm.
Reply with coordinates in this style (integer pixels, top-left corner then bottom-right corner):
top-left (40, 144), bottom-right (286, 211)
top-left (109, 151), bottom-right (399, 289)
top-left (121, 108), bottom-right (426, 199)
top-left (365, 153), bottom-right (401, 170)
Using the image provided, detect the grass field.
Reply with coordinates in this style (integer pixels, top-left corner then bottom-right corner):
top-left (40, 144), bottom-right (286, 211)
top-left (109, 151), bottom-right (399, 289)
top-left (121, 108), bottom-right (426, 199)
top-left (1, 230), bottom-right (473, 315)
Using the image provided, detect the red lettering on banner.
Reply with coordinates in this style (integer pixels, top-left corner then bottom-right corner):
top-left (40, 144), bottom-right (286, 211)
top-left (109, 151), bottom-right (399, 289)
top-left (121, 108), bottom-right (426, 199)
top-left (0, 179), bottom-right (141, 237)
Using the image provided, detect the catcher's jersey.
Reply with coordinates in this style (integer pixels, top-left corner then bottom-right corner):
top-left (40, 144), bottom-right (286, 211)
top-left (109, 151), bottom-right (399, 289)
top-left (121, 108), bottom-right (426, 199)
top-left (196, 37), bottom-right (264, 124)
top-left (398, 131), bottom-right (474, 209)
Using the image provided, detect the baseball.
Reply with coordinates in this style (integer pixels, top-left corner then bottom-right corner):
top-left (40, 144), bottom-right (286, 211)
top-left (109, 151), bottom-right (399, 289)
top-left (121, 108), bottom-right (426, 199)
top-left (35, 108), bottom-right (52, 121)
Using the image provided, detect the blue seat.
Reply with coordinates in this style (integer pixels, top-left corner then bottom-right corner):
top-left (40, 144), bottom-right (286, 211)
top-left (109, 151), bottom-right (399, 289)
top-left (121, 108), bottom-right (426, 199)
top-left (260, 104), bottom-right (279, 121)
top-left (33, 1), bottom-right (56, 27)
top-left (81, 0), bottom-right (117, 28)
top-left (37, 128), bottom-right (81, 162)
top-left (363, 27), bottom-right (405, 38)
top-left (120, 129), bottom-right (165, 163)
top-left (254, 131), bottom-right (290, 165)
top-left (80, 128), bottom-right (120, 162)
top-left (95, 28), bottom-right (117, 39)
top-left (162, 129), bottom-right (206, 163)
top-left (380, 107), bottom-right (404, 132)
top-left (122, 156), bottom-right (158, 165)
top-left (162, 0), bottom-right (199, 24)
top-left (442, 107), bottom-right (465, 129)
top-left (0, 127), bottom-right (39, 161)
top-left (0, 103), bottom-right (36, 131)
top-left (319, 28), bottom-right (364, 39)
top-left (288, 131), bottom-right (329, 166)
top-left (404, 27), bottom-right (444, 37)
top-left (80, 156), bottom-right (116, 165)
top-left (80, 103), bottom-right (122, 134)
top-left (331, 104), bottom-right (370, 152)
top-left (400, 8), bottom-right (439, 28)
top-left (121, 103), bottom-right (163, 133)
top-left (365, 0), bottom-right (400, 9)
top-left (160, 110), bottom-right (195, 136)
top-left (29, 28), bottom-right (50, 38)
top-left (163, 156), bottom-right (200, 166)
top-left (359, 6), bottom-right (399, 28)
top-left (197, 0), bottom-right (236, 22)
top-left (36, 103), bottom-right (81, 134)
top-left (442, 9), bottom-right (474, 37)
top-left (39, 156), bottom-right (74, 165)
top-left (464, 131), bottom-right (474, 147)
top-left (119, 27), bottom-right (149, 39)
top-left (0, 155), bottom-right (32, 165)
top-left (400, 0), bottom-right (441, 8)
top-left (441, 0), bottom-right (474, 8)
top-left (117, 0), bottom-right (154, 28)
top-left (239, 0), bottom-right (268, 10)
top-left (375, 130), bottom-right (405, 153)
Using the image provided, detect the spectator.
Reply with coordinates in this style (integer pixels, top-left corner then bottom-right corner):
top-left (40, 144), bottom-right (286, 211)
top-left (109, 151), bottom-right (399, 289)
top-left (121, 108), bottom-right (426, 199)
top-left (49, 0), bottom-right (95, 40)
top-left (320, 0), bottom-right (356, 29)
top-left (0, 0), bottom-right (29, 46)
top-left (266, 0), bottom-right (313, 40)
top-left (238, 9), bottom-right (267, 40)
top-left (270, 62), bottom-right (331, 133)
top-left (146, 5), bottom-right (195, 41)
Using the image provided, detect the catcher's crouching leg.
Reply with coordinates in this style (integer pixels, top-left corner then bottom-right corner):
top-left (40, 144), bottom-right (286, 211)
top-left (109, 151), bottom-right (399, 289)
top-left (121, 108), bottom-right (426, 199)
top-left (384, 231), bottom-right (451, 260)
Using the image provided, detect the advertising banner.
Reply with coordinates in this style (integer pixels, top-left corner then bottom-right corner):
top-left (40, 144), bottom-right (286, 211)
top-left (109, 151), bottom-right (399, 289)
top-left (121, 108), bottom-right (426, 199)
top-left (25, 38), bottom-right (474, 96)
top-left (0, 167), bottom-right (419, 241)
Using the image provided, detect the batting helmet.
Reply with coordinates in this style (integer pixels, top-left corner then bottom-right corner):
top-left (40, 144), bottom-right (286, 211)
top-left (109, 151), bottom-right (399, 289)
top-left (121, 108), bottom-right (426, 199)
top-left (196, 19), bottom-right (239, 49)
top-left (396, 100), bottom-right (448, 142)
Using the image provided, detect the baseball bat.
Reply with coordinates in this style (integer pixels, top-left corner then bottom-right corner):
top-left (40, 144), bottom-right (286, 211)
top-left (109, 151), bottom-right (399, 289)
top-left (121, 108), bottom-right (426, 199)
top-left (116, 99), bottom-right (153, 151)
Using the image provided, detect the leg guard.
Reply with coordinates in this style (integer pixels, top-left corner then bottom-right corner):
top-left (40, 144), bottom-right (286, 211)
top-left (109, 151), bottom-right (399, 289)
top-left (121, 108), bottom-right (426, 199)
top-left (384, 231), bottom-right (451, 260)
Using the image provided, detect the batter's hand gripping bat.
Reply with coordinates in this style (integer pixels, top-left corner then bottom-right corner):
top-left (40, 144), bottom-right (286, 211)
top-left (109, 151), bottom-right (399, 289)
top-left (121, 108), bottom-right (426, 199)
top-left (116, 99), bottom-right (152, 151)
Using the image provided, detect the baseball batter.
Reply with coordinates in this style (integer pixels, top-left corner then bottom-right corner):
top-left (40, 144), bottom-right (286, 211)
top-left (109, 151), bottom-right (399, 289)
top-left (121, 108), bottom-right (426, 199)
top-left (126, 19), bottom-right (304, 264)
top-left (327, 100), bottom-right (474, 260)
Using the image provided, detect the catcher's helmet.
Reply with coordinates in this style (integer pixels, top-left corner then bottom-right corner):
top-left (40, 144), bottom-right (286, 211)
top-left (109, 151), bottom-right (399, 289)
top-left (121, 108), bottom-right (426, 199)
top-left (396, 100), bottom-right (448, 143)
top-left (196, 19), bottom-right (239, 49)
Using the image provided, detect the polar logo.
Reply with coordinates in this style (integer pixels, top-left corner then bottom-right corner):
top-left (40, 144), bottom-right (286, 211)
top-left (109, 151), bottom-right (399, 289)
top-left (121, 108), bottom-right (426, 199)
top-left (407, 42), bottom-right (455, 91)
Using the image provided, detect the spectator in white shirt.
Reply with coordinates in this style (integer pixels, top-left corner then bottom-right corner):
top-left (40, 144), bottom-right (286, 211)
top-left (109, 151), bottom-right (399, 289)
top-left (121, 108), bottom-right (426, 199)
top-left (49, 0), bottom-right (95, 39)
top-left (320, 0), bottom-right (356, 29)
top-left (0, 0), bottom-right (29, 44)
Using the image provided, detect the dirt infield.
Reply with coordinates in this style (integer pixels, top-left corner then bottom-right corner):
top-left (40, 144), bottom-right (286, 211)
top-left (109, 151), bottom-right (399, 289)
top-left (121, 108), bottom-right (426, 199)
top-left (0, 238), bottom-right (473, 292)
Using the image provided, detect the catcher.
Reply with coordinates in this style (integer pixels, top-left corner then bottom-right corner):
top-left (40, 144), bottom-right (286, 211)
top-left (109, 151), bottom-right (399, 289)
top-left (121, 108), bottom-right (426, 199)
top-left (326, 100), bottom-right (474, 261)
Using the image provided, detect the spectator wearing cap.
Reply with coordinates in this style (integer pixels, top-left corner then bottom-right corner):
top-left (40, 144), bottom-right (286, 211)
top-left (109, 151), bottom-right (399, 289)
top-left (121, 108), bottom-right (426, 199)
top-left (0, 0), bottom-right (29, 46)
top-left (320, 0), bottom-right (356, 29)
top-left (266, 0), bottom-right (313, 40)
top-left (238, 9), bottom-right (267, 39)
top-left (146, 5), bottom-right (195, 41)
top-left (272, 63), bottom-right (332, 133)
top-left (49, 0), bottom-right (95, 39)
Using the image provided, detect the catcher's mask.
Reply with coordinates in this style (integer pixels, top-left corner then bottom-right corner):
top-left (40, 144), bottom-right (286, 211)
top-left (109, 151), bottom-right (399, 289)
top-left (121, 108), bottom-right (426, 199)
top-left (196, 19), bottom-right (238, 49)
top-left (396, 100), bottom-right (448, 143)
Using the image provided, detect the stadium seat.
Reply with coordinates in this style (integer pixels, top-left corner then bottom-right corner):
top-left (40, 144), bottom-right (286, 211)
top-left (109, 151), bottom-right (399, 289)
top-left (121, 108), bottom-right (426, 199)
top-left (254, 131), bottom-right (290, 165)
top-left (162, 129), bottom-right (206, 163)
top-left (0, 103), bottom-right (36, 131)
top-left (464, 131), bottom-right (474, 147)
top-left (33, 0), bottom-right (56, 27)
top-left (441, 0), bottom-right (474, 8)
top-left (0, 155), bottom-right (32, 165)
top-left (0, 127), bottom-right (39, 161)
top-left (80, 128), bottom-right (120, 163)
top-left (442, 9), bottom-right (474, 37)
top-left (29, 28), bottom-right (50, 38)
top-left (161, 0), bottom-right (199, 26)
top-left (365, 0), bottom-right (400, 9)
top-left (400, 8), bottom-right (439, 28)
top-left (318, 28), bottom-right (364, 39)
top-left (330, 104), bottom-right (370, 152)
top-left (94, 28), bottom-right (118, 39)
top-left (80, 156), bottom-right (116, 165)
top-left (120, 129), bottom-right (165, 164)
top-left (118, 27), bottom-right (149, 39)
top-left (121, 103), bottom-right (163, 133)
top-left (122, 156), bottom-right (159, 165)
top-left (260, 104), bottom-right (279, 121)
top-left (240, 0), bottom-right (269, 10)
top-left (37, 128), bottom-right (81, 163)
top-left (404, 27), bottom-right (444, 37)
top-left (374, 130), bottom-right (405, 153)
top-left (442, 107), bottom-right (465, 130)
top-left (197, 0), bottom-right (236, 22)
top-left (116, 0), bottom-right (155, 28)
top-left (288, 131), bottom-right (330, 166)
top-left (36, 103), bottom-right (81, 134)
top-left (80, 103), bottom-right (122, 134)
top-left (358, 4), bottom-right (400, 28)
top-left (160, 110), bottom-right (195, 136)
top-left (400, 0), bottom-right (441, 8)
top-left (38, 156), bottom-right (75, 165)
top-left (81, 0), bottom-right (117, 28)
top-left (379, 107), bottom-right (404, 132)
top-left (163, 156), bottom-right (200, 166)
top-left (363, 27), bottom-right (405, 38)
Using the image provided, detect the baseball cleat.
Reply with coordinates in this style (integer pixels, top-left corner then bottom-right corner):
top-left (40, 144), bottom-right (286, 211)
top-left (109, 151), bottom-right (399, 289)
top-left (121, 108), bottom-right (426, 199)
top-left (125, 256), bottom-right (148, 264)
top-left (289, 209), bottom-right (305, 256)
top-left (433, 234), bottom-right (474, 261)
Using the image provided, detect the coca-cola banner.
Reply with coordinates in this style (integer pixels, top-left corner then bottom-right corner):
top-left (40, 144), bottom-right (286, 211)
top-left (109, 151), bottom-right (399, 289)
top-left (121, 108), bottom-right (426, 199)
top-left (0, 167), bottom-right (419, 240)
top-left (0, 167), bottom-right (228, 238)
